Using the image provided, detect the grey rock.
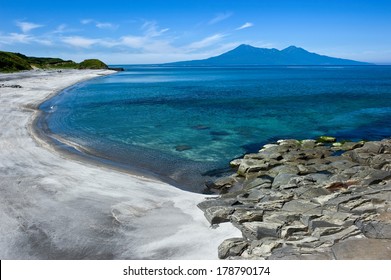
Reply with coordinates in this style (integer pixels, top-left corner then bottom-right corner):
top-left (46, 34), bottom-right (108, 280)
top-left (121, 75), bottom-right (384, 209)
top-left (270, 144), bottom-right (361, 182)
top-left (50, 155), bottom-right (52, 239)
top-left (297, 187), bottom-right (331, 200)
top-left (249, 238), bottom-right (282, 257)
top-left (256, 200), bottom-right (285, 211)
top-left (201, 138), bottom-right (391, 259)
top-left (356, 212), bottom-right (391, 238)
top-left (359, 141), bottom-right (384, 154)
top-left (230, 158), bottom-right (243, 168)
top-left (243, 176), bottom-right (273, 189)
top-left (204, 206), bottom-right (234, 224)
top-left (280, 222), bottom-right (308, 238)
top-left (272, 173), bottom-right (298, 188)
top-left (206, 175), bottom-right (238, 189)
top-left (241, 221), bottom-right (284, 240)
top-left (329, 160), bottom-right (357, 171)
top-left (332, 238), bottom-right (391, 260)
top-left (340, 141), bottom-right (364, 151)
top-left (316, 225), bottom-right (361, 243)
top-left (300, 214), bottom-right (323, 227)
top-left (263, 211), bottom-right (301, 224)
top-left (230, 209), bottom-right (264, 223)
top-left (268, 247), bottom-right (334, 260)
top-left (237, 159), bottom-right (269, 175)
top-left (369, 154), bottom-right (391, 169)
top-left (282, 200), bottom-right (319, 213)
top-left (218, 238), bottom-right (249, 259)
top-left (237, 190), bottom-right (265, 204)
top-left (197, 198), bottom-right (236, 211)
top-left (362, 169), bottom-right (391, 185)
top-left (269, 165), bottom-right (299, 177)
top-left (309, 218), bottom-right (343, 232)
top-left (300, 139), bottom-right (317, 150)
top-left (253, 149), bottom-right (283, 161)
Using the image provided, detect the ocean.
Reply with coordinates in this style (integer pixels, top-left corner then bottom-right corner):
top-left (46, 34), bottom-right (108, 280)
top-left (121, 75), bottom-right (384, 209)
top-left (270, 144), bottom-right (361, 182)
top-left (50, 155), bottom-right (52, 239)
top-left (39, 66), bottom-right (391, 192)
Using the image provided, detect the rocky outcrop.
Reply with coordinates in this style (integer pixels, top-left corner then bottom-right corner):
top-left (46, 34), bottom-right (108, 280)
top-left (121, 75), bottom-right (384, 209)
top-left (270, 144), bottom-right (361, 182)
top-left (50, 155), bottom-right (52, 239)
top-left (198, 138), bottom-right (391, 259)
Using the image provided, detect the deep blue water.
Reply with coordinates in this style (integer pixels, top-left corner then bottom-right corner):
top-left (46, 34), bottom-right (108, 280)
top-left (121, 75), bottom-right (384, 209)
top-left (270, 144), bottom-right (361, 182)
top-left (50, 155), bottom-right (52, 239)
top-left (40, 66), bottom-right (391, 192)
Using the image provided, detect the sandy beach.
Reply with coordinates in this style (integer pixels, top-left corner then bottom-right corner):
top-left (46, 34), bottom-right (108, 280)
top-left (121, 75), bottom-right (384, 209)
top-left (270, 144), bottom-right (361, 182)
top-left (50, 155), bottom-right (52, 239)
top-left (0, 69), bottom-right (239, 259)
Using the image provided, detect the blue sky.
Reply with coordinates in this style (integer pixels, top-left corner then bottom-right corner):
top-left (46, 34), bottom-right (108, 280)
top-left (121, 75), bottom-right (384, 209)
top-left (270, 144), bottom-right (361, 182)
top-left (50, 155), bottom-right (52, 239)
top-left (1, 0), bottom-right (390, 64)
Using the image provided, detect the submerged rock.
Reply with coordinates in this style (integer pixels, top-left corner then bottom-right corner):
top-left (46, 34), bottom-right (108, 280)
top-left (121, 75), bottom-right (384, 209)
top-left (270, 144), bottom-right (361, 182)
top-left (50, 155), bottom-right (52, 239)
top-left (175, 145), bottom-right (192, 151)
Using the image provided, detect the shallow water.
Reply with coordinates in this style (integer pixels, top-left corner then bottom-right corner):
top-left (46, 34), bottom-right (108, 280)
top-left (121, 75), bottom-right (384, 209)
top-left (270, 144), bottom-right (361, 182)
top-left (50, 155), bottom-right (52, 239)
top-left (40, 66), bottom-right (391, 192)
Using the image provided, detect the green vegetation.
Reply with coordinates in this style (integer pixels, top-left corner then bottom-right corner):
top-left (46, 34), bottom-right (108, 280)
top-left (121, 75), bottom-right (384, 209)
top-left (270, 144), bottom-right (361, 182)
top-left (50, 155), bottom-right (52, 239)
top-left (0, 50), bottom-right (108, 72)
top-left (0, 51), bottom-right (32, 72)
top-left (78, 59), bottom-right (108, 69)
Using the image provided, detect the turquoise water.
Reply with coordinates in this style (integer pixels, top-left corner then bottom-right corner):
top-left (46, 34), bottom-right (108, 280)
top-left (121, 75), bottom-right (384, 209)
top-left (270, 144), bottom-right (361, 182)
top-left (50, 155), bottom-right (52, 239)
top-left (40, 66), bottom-right (391, 192)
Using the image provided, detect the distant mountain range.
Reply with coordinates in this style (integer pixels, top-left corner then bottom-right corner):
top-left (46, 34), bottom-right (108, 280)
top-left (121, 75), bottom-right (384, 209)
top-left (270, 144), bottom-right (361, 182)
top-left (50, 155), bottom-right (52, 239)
top-left (165, 44), bottom-right (371, 66)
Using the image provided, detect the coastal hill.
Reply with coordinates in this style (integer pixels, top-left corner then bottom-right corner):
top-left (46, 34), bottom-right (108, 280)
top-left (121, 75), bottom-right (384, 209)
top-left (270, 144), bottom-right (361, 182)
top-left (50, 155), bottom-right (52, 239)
top-left (166, 44), bottom-right (371, 66)
top-left (0, 51), bottom-right (110, 72)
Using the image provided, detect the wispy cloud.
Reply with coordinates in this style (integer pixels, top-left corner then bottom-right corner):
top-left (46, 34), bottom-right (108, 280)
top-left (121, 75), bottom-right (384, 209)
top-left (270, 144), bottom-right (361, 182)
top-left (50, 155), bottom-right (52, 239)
top-left (187, 33), bottom-right (226, 50)
top-left (61, 36), bottom-right (98, 48)
top-left (141, 21), bottom-right (169, 37)
top-left (81, 19), bottom-right (118, 30)
top-left (120, 35), bottom-right (145, 49)
top-left (0, 32), bottom-right (53, 46)
top-left (208, 12), bottom-right (233, 25)
top-left (96, 22), bottom-right (118, 30)
top-left (81, 19), bottom-right (94, 25)
top-left (16, 21), bottom-right (44, 33)
top-left (53, 24), bottom-right (67, 33)
top-left (0, 33), bottom-right (32, 44)
top-left (236, 22), bottom-right (254, 30)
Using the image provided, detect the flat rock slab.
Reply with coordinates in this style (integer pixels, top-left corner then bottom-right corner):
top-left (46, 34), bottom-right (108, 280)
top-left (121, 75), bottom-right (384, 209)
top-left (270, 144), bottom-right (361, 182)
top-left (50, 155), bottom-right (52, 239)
top-left (242, 221), bottom-right (283, 240)
top-left (332, 238), bottom-right (391, 259)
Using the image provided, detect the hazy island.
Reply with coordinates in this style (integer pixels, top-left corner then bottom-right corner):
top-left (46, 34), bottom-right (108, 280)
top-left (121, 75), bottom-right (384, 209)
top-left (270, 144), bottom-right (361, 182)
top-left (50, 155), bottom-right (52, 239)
top-left (165, 44), bottom-right (371, 66)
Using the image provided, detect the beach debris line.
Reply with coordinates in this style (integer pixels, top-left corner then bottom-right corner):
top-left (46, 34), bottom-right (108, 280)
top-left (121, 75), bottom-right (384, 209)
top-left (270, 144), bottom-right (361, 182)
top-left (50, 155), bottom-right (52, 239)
top-left (0, 83), bottom-right (22, 88)
top-left (198, 137), bottom-right (391, 259)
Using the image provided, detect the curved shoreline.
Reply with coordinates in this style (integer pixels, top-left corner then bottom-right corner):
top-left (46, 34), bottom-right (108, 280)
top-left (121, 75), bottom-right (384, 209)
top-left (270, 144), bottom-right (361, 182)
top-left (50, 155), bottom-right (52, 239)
top-left (28, 70), bottom-right (167, 184)
top-left (0, 69), bottom-right (240, 259)
top-left (32, 79), bottom-right (218, 193)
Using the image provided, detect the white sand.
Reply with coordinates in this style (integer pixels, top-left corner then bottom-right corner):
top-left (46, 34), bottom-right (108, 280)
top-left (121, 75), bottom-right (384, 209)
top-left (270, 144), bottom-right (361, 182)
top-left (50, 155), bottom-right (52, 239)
top-left (0, 69), bottom-right (240, 259)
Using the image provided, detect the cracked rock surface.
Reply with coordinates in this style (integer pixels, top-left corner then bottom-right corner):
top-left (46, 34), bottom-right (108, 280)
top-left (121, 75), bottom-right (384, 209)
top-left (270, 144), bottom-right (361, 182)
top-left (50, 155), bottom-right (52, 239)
top-left (199, 138), bottom-right (391, 259)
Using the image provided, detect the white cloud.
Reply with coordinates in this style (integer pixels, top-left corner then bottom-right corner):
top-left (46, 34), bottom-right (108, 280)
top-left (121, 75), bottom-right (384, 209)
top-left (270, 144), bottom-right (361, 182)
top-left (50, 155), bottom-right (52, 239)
top-left (16, 21), bottom-right (43, 33)
top-left (187, 33), bottom-right (226, 50)
top-left (209, 12), bottom-right (233, 25)
top-left (0, 33), bottom-right (31, 44)
top-left (96, 22), bottom-right (118, 30)
top-left (0, 32), bottom-right (55, 46)
top-left (142, 21), bottom-right (169, 37)
top-left (81, 19), bottom-right (118, 30)
top-left (62, 36), bottom-right (98, 48)
top-left (236, 22), bottom-right (254, 30)
top-left (54, 24), bottom-right (67, 33)
top-left (120, 35), bottom-right (146, 49)
top-left (81, 19), bottom-right (94, 25)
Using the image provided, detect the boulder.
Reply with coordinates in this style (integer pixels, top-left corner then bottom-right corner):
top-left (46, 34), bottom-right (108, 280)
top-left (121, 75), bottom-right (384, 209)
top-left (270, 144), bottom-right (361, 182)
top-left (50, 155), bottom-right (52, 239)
top-left (218, 238), bottom-right (249, 259)
top-left (204, 206), bottom-right (234, 224)
top-left (230, 209), bottom-right (264, 223)
top-left (241, 221), bottom-right (284, 240)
